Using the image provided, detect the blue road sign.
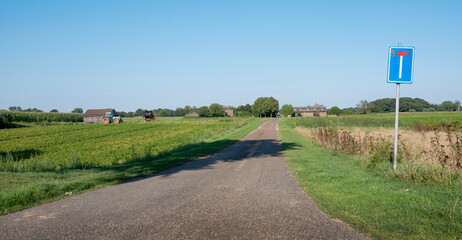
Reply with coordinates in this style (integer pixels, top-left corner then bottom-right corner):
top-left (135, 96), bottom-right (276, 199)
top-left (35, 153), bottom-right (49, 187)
top-left (387, 46), bottom-right (415, 84)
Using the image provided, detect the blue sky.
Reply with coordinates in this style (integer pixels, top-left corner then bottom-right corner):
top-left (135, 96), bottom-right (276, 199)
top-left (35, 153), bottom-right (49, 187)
top-left (1, 0), bottom-right (461, 112)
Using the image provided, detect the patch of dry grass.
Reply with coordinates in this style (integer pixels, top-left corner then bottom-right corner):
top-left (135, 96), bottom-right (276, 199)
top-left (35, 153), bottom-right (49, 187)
top-left (296, 123), bottom-right (462, 185)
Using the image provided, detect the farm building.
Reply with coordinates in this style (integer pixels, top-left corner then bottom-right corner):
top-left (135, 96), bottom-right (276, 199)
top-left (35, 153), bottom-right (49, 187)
top-left (185, 112), bottom-right (200, 118)
top-left (83, 109), bottom-right (118, 123)
top-left (224, 108), bottom-right (234, 117)
top-left (293, 104), bottom-right (327, 117)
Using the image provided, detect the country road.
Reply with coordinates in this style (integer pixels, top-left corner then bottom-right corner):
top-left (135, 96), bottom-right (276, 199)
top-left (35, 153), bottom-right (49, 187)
top-left (0, 119), bottom-right (367, 239)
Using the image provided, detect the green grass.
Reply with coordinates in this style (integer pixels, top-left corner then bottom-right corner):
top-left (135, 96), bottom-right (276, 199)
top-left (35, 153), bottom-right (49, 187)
top-left (290, 112), bottom-right (462, 130)
top-left (279, 118), bottom-right (462, 239)
top-left (0, 117), bottom-right (266, 215)
top-left (0, 117), bottom-right (252, 171)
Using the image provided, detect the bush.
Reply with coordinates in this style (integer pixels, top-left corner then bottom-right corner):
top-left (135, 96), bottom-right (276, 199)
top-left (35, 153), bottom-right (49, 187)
top-left (0, 111), bottom-right (83, 123)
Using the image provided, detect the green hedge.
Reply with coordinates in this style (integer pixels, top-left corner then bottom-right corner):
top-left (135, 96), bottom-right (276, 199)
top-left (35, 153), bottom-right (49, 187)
top-left (0, 111), bottom-right (83, 123)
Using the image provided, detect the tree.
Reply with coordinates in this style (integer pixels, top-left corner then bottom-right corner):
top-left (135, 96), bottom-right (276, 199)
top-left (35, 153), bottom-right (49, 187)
top-left (135, 108), bottom-right (145, 117)
top-left (118, 111), bottom-right (128, 117)
top-left (280, 104), bottom-right (294, 117)
top-left (236, 104), bottom-right (252, 116)
top-left (342, 109), bottom-right (354, 115)
top-left (252, 97), bottom-right (279, 117)
top-left (440, 101), bottom-right (456, 111)
top-left (197, 106), bottom-right (210, 117)
top-left (158, 109), bottom-right (172, 117)
top-left (328, 106), bottom-right (341, 116)
top-left (370, 106), bottom-right (381, 113)
top-left (174, 107), bottom-right (186, 117)
top-left (369, 97), bottom-right (433, 112)
top-left (50, 109), bottom-right (59, 113)
top-left (455, 100), bottom-right (461, 111)
top-left (209, 103), bottom-right (224, 117)
top-left (266, 97), bottom-right (279, 117)
top-left (72, 108), bottom-right (83, 113)
top-left (356, 100), bottom-right (369, 114)
top-left (184, 105), bottom-right (193, 115)
top-left (9, 106), bottom-right (21, 111)
top-left (252, 97), bottom-right (265, 117)
top-left (24, 108), bottom-right (43, 112)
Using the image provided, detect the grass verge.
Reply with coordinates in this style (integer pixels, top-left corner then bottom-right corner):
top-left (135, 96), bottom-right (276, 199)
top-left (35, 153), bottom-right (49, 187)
top-left (0, 119), bottom-right (265, 215)
top-left (279, 118), bottom-right (462, 239)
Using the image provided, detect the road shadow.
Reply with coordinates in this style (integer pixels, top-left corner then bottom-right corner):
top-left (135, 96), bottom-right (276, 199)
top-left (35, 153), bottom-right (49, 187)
top-left (0, 137), bottom-right (298, 186)
top-left (0, 149), bottom-right (43, 161)
top-left (0, 122), bottom-right (29, 129)
top-left (101, 138), bottom-right (300, 184)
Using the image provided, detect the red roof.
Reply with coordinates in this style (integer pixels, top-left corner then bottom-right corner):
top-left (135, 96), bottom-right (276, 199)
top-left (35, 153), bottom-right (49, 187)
top-left (83, 109), bottom-right (116, 117)
top-left (185, 112), bottom-right (199, 117)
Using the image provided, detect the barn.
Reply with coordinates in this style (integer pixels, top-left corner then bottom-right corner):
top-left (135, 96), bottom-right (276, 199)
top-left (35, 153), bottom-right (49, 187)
top-left (293, 104), bottom-right (327, 117)
top-left (224, 108), bottom-right (234, 117)
top-left (185, 112), bottom-right (200, 118)
top-left (83, 109), bottom-right (118, 123)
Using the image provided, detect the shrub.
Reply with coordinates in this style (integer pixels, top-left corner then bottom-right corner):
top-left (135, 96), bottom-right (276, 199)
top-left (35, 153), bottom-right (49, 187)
top-left (0, 110), bottom-right (83, 123)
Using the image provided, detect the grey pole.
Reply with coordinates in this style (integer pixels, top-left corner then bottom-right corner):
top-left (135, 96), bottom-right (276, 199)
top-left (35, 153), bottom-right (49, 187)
top-left (393, 42), bottom-right (402, 170)
top-left (393, 83), bottom-right (400, 170)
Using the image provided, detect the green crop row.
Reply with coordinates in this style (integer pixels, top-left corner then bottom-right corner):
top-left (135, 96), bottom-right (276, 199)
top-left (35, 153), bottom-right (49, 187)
top-left (0, 110), bottom-right (83, 123)
top-left (289, 112), bottom-right (462, 130)
top-left (0, 120), bottom-right (245, 172)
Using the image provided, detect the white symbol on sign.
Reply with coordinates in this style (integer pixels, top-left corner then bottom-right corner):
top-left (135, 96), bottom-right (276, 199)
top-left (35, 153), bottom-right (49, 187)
top-left (396, 50), bottom-right (408, 79)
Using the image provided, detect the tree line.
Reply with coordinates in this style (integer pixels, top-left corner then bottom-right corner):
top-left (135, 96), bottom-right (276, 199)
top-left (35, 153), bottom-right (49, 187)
top-left (121, 97), bottom-right (280, 118)
top-left (327, 98), bottom-right (461, 115)
top-left (5, 96), bottom-right (280, 118)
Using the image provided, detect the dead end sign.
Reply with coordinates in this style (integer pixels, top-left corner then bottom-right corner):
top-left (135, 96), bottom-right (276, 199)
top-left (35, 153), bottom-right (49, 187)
top-left (387, 46), bottom-right (415, 84)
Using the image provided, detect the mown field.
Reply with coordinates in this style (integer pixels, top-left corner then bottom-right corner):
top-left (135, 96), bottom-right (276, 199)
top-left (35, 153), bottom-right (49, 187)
top-left (0, 117), bottom-right (265, 215)
top-left (280, 112), bottom-right (462, 239)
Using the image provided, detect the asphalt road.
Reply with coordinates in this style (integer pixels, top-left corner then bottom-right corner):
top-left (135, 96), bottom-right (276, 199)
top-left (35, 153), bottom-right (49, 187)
top-left (0, 119), bottom-right (367, 239)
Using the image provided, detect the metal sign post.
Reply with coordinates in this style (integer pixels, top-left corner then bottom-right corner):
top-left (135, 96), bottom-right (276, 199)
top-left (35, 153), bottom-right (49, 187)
top-left (393, 83), bottom-right (400, 169)
top-left (387, 43), bottom-right (415, 170)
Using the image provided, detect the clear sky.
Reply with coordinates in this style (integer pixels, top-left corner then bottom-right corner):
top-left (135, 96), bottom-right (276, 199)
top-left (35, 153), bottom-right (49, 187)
top-left (1, 0), bottom-right (461, 112)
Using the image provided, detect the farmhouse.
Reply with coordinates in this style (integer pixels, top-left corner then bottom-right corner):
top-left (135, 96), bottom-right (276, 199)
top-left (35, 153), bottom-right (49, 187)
top-left (83, 109), bottom-right (118, 123)
top-left (224, 108), bottom-right (234, 117)
top-left (293, 104), bottom-right (327, 117)
top-left (185, 112), bottom-right (200, 118)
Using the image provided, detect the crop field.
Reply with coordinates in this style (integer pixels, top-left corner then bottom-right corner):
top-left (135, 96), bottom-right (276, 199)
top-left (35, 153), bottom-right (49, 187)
top-left (290, 111), bottom-right (462, 130)
top-left (0, 118), bottom-right (245, 171)
top-left (0, 117), bottom-right (264, 215)
top-left (0, 110), bottom-right (83, 124)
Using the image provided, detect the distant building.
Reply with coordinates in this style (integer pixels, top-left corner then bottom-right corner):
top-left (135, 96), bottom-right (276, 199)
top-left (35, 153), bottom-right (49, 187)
top-left (293, 104), bottom-right (327, 117)
top-left (83, 109), bottom-right (118, 123)
top-left (185, 112), bottom-right (200, 118)
top-left (224, 108), bottom-right (234, 117)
